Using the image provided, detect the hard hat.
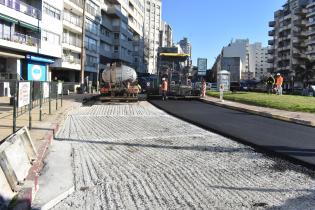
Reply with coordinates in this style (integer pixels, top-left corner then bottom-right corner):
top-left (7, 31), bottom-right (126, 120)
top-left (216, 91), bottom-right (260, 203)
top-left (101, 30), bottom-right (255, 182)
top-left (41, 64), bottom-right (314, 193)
top-left (162, 78), bottom-right (165, 81)
top-left (277, 73), bottom-right (280, 76)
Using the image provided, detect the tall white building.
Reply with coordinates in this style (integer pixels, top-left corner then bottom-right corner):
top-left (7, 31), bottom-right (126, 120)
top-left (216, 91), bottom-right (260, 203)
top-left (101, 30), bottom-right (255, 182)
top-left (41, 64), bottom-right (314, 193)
top-left (159, 21), bottom-right (173, 48)
top-left (249, 43), bottom-right (271, 80)
top-left (222, 39), bottom-right (270, 81)
top-left (51, 0), bottom-right (101, 84)
top-left (223, 39), bottom-right (250, 79)
top-left (0, 0), bottom-right (63, 81)
top-left (144, 0), bottom-right (162, 74)
top-left (178, 37), bottom-right (192, 66)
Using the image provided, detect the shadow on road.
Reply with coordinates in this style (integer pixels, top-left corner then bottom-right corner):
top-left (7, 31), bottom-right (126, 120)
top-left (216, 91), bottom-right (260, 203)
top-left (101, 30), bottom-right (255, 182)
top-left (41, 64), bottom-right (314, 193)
top-left (54, 137), bottom-right (252, 154)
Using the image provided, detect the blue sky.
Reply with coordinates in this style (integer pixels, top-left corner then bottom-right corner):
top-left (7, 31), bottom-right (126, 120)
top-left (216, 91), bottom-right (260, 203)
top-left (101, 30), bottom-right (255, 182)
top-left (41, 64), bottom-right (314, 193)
top-left (162, 0), bottom-right (286, 68)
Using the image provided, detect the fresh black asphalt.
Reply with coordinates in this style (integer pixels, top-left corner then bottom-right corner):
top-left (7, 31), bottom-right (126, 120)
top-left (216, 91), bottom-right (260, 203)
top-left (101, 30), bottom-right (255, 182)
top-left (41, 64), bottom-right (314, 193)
top-left (149, 99), bottom-right (315, 167)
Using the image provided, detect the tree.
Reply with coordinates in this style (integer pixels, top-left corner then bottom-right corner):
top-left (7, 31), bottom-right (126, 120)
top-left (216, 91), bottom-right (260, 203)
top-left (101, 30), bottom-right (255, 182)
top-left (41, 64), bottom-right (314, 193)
top-left (294, 59), bottom-right (315, 85)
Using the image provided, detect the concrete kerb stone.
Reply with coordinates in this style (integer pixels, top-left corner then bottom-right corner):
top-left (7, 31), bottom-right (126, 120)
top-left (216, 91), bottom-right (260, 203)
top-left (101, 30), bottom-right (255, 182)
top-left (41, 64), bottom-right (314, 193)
top-left (199, 98), bottom-right (315, 128)
top-left (14, 102), bottom-right (81, 209)
top-left (13, 124), bottom-right (59, 210)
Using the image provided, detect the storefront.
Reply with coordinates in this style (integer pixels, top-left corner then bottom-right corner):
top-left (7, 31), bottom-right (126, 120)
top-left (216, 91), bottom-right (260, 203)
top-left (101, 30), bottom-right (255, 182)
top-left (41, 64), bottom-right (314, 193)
top-left (22, 55), bottom-right (54, 81)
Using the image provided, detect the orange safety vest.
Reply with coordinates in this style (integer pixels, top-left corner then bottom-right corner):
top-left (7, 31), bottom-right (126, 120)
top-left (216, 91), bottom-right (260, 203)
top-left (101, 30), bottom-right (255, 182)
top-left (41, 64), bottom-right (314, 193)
top-left (161, 81), bottom-right (168, 91)
top-left (275, 76), bottom-right (283, 86)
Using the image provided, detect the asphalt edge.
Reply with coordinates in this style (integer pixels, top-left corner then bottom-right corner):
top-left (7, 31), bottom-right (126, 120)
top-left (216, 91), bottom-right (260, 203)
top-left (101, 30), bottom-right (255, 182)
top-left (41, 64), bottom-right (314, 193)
top-left (199, 98), bottom-right (315, 128)
top-left (148, 100), bottom-right (315, 171)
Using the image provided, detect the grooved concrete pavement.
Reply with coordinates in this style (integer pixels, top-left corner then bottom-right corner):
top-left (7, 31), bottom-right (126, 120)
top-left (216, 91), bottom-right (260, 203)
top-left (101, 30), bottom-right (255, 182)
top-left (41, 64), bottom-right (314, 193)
top-left (53, 102), bottom-right (315, 209)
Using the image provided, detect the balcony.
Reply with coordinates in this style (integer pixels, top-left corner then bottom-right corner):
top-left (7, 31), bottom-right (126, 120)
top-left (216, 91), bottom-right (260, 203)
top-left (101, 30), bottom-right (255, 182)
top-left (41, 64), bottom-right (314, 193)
top-left (62, 37), bottom-right (81, 52)
top-left (268, 48), bottom-right (275, 54)
top-left (69, 0), bottom-right (83, 8)
top-left (62, 55), bottom-right (81, 64)
top-left (269, 21), bottom-right (276, 27)
top-left (306, 20), bottom-right (315, 27)
top-left (0, 0), bottom-right (41, 19)
top-left (267, 58), bottom-right (274, 63)
top-left (0, 32), bottom-right (39, 47)
top-left (278, 55), bottom-right (291, 61)
top-left (85, 42), bottom-right (97, 53)
top-left (63, 15), bottom-right (82, 28)
top-left (268, 30), bottom-right (275, 36)
top-left (268, 40), bottom-right (274, 45)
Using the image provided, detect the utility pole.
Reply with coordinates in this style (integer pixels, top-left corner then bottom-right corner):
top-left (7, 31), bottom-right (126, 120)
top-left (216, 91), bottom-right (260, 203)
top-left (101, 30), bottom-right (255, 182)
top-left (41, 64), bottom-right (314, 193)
top-left (80, 0), bottom-right (87, 86)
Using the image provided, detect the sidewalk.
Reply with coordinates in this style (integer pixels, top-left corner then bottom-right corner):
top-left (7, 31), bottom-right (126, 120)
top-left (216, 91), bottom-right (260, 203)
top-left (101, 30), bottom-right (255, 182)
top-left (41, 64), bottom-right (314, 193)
top-left (201, 95), bottom-right (315, 127)
top-left (0, 95), bottom-right (91, 142)
top-left (0, 94), bottom-right (94, 209)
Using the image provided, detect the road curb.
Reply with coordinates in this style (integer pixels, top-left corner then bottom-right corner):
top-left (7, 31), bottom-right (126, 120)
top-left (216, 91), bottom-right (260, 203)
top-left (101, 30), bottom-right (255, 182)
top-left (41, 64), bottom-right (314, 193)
top-left (13, 124), bottom-right (58, 210)
top-left (35, 186), bottom-right (74, 210)
top-left (199, 98), bottom-right (315, 128)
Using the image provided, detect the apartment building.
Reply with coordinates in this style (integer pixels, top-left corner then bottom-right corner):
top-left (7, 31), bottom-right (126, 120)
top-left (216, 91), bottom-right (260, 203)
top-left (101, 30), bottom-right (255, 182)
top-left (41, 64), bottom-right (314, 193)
top-left (268, 0), bottom-right (311, 86)
top-left (144, 0), bottom-right (162, 74)
top-left (159, 21), bottom-right (173, 48)
top-left (249, 43), bottom-right (271, 80)
top-left (50, 0), bottom-right (101, 84)
top-left (222, 39), bottom-right (250, 80)
top-left (0, 0), bottom-right (63, 81)
top-left (178, 37), bottom-right (192, 66)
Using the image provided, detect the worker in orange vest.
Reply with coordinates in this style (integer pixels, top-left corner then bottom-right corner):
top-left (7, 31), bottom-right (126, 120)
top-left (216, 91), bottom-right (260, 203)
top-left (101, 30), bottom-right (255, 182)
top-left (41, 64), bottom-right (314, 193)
top-left (161, 78), bottom-right (168, 101)
top-left (275, 73), bottom-right (284, 95)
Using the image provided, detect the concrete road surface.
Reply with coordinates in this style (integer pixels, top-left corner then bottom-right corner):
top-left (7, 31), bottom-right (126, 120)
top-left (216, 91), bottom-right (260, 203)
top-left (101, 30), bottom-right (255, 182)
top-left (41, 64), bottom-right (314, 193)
top-left (52, 101), bottom-right (315, 209)
top-left (150, 99), bottom-right (315, 167)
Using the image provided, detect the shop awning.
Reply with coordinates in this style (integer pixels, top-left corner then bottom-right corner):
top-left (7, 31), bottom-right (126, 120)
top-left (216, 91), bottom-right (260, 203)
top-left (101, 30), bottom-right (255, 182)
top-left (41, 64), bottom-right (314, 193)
top-left (0, 51), bottom-right (24, 58)
top-left (18, 21), bottom-right (39, 31)
top-left (0, 13), bottom-right (18, 24)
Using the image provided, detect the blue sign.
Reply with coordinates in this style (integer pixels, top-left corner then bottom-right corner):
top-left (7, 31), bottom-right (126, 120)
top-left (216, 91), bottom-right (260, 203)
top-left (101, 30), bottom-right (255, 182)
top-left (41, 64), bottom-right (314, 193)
top-left (27, 63), bottom-right (47, 81)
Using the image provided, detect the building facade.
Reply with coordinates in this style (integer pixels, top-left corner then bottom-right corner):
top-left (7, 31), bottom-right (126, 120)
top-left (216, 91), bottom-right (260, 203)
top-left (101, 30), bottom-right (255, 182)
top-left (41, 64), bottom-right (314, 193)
top-left (268, 0), bottom-right (315, 86)
top-left (222, 39), bottom-right (270, 81)
top-left (159, 21), bottom-right (172, 48)
top-left (0, 0), bottom-right (63, 81)
top-left (178, 37), bottom-right (192, 66)
top-left (221, 57), bottom-right (243, 82)
top-left (51, 0), bottom-right (101, 84)
top-left (222, 39), bottom-right (251, 80)
top-left (144, 0), bottom-right (162, 74)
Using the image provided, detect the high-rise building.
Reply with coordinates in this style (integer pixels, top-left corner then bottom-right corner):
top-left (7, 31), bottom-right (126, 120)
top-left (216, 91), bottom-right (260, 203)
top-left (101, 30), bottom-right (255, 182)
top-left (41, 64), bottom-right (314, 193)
top-left (0, 0), bottom-right (63, 81)
top-left (178, 37), bottom-right (192, 66)
top-left (51, 0), bottom-right (101, 84)
top-left (144, 0), bottom-right (162, 74)
top-left (268, 0), bottom-right (314, 86)
top-left (159, 21), bottom-right (173, 48)
top-left (249, 43), bottom-right (272, 80)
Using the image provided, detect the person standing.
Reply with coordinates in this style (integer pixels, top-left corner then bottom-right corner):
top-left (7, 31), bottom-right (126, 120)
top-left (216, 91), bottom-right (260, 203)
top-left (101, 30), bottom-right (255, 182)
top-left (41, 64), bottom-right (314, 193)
top-left (161, 78), bottom-right (168, 101)
top-left (266, 74), bottom-right (275, 94)
top-left (275, 73), bottom-right (284, 95)
top-left (201, 79), bottom-right (207, 98)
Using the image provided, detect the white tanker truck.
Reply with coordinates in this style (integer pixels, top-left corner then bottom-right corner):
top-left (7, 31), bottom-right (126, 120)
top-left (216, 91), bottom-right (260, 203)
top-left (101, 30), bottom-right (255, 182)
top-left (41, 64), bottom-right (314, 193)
top-left (100, 63), bottom-right (141, 98)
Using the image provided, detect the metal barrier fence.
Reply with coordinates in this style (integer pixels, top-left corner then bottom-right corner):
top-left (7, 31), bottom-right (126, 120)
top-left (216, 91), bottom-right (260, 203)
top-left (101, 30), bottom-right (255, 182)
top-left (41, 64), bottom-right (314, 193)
top-left (8, 81), bottom-right (63, 133)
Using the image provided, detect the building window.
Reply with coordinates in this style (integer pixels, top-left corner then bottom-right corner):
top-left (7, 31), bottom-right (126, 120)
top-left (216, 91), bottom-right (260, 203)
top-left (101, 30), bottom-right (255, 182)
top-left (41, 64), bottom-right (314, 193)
top-left (114, 33), bottom-right (119, 39)
top-left (114, 46), bottom-right (119, 53)
top-left (85, 36), bottom-right (97, 52)
top-left (0, 19), bottom-right (12, 40)
top-left (42, 30), bottom-right (60, 44)
top-left (85, 18), bottom-right (98, 35)
top-left (43, 3), bottom-right (61, 20)
top-left (86, 55), bottom-right (97, 67)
